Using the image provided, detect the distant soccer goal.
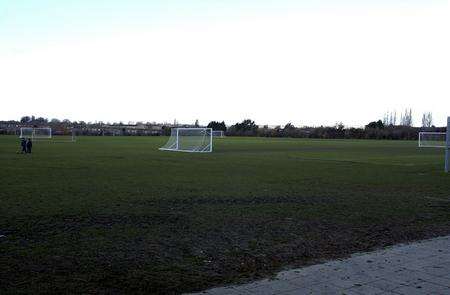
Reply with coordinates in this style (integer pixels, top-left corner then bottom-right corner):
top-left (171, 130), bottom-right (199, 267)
top-left (20, 127), bottom-right (52, 140)
top-left (159, 128), bottom-right (212, 153)
top-left (19, 127), bottom-right (77, 142)
top-left (418, 132), bottom-right (446, 148)
top-left (52, 129), bottom-right (78, 142)
top-left (212, 130), bottom-right (225, 138)
top-left (418, 117), bottom-right (450, 173)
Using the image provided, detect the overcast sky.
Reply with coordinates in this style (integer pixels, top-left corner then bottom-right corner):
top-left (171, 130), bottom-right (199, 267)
top-left (0, 1), bottom-right (448, 127)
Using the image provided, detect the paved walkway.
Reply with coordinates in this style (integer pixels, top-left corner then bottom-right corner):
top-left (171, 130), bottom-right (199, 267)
top-left (187, 235), bottom-right (450, 295)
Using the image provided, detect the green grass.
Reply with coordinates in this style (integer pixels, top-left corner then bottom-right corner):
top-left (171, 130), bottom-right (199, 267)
top-left (1, 135), bottom-right (449, 294)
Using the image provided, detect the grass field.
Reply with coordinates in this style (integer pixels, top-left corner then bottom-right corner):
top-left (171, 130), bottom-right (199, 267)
top-left (1, 135), bottom-right (449, 294)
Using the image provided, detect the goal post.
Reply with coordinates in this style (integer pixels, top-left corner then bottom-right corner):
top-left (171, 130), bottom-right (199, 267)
top-left (418, 117), bottom-right (449, 173)
top-left (19, 127), bottom-right (33, 138)
top-left (19, 127), bottom-right (77, 142)
top-left (418, 132), bottom-right (446, 148)
top-left (446, 117), bottom-right (450, 173)
top-left (52, 129), bottom-right (78, 142)
top-left (159, 128), bottom-right (213, 153)
top-left (212, 130), bottom-right (225, 138)
top-left (19, 127), bottom-right (52, 139)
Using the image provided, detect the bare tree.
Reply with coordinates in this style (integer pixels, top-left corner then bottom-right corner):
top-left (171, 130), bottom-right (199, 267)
top-left (389, 111), bottom-right (397, 126)
top-left (421, 112), bottom-right (433, 128)
top-left (383, 111), bottom-right (397, 126)
top-left (383, 112), bottom-right (389, 126)
top-left (400, 108), bottom-right (413, 126)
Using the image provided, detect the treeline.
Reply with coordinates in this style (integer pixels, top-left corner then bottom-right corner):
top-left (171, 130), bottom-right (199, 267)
top-left (222, 119), bottom-right (445, 140)
top-left (1, 116), bottom-right (446, 140)
top-left (0, 117), bottom-right (165, 136)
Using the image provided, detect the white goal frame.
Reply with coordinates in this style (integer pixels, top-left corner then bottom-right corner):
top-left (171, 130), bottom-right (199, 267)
top-left (212, 130), bottom-right (225, 138)
top-left (19, 127), bottom-right (77, 142)
top-left (447, 117), bottom-right (450, 173)
top-left (418, 132), bottom-right (446, 148)
top-left (52, 129), bottom-right (78, 143)
top-left (19, 127), bottom-right (52, 139)
top-left (418, 117), bottom-right (449, 173)
top-left (159, 128), bottom-right (213, 153)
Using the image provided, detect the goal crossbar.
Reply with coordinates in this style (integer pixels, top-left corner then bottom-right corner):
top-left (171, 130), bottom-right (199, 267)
top-left (418, 132), bottom-right (446, 148)
top-left (419, 117), bottom-right (450, 173)
top-left (19, 127), bottom-right (77, 142)
top-left (159, 128), bottom-right (213, 153)
top-left (212, 130), bottom-right (225, 138)
top-left (19, 127), bottom-right (52, 139)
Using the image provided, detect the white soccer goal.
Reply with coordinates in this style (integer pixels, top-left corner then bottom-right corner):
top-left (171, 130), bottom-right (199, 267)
top-left (19, 127), bottom-right (77, 142)
top-left (418, 117), bottom-right (450, 173)
top-left (20, 127), bottom-right (52, 139)
top-left (418, 132), bottom-right (446, 148)
top-left (159, 128), bottom-right (213, 152)
top-left (52, 129), bottom-right (77, 142)
top-left (212, 130), bottom-right (225, 138)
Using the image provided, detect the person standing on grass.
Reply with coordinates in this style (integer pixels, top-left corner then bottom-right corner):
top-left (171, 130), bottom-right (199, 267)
top-left (20, 138), bottom-right (26, 154)
top-left (26, 138), bottom-right (33, 154)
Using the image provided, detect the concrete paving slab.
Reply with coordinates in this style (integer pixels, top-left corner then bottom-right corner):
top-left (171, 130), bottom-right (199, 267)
top-left (392, 281), bottom-right (450, 295)
top-left (236, 278), bottom-right (301, 295)
top-left (345, 283), bottom-right (385, 295)
top-left (305, 282), bottom-right (345, 295)
top-left (186, 235), bottom-right (450, 295)
top-left (366, 278), bottom-right (407, 292)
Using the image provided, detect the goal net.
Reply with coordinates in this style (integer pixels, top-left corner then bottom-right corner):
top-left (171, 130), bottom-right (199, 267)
top-left (52, 128), bottom-right (77, 142)
top-left (418, 132), bottom-right (446, 148)
top-left (159, 128), bottom-right (212, 152)
top-left (20, 127), bottom-right (52, 139)
top-left (19, 127), bottom-right (77, 142)
top-left (212, 130), bottom-right (225, 138)
top-left (419, 117), bottom-right (450, 173)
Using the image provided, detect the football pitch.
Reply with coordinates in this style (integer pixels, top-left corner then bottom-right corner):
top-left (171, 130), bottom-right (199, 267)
top-left (1, 136), bottom-right (449, 294)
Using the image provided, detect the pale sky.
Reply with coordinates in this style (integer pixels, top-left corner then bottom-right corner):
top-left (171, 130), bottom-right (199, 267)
top-left (0, 1), bottom-right (449, 127)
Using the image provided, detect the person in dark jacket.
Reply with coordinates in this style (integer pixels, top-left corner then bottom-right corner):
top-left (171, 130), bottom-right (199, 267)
top-left (26, 138), bottom-right (33, 154)
top-left (20, 138), bottom-right (26, 153)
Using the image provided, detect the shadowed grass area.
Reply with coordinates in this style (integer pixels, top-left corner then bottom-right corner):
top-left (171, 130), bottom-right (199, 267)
top-left (1, 135), bottom-right (449, 294)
